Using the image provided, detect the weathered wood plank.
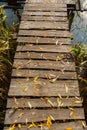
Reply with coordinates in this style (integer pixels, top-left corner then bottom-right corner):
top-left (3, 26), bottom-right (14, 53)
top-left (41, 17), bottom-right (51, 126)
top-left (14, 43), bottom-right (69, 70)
top-left (13, 59), bottom-right (76, 71)
top-left (4, 121), bottom-right (86, 130)
top-left (14, 52), bottom-right (71, 61)
top-left (12, 69), bottom-right (77, 79)
top-left (16, 45), bottom-right (71, 53)
top-left (17, 37), bottom-right (71, 44)
top-left (22, 11), bottom-right (67, 17)
top-left (24, 5), bottom-right (67, 11)
top-left (25, 2), bottom-right (66, 6)
top-left (8, 78), bottom-right (79, 96)
top-left (7, 97), bottom-right (82, 108)
top-left (4, 108), bottom-right (84, 124)
top-left (19, 21), bottom-right (68, 30)
top-left (21, 15), bottom-right (68, 22)
top-left (18, 30), bottom-right (71, 38)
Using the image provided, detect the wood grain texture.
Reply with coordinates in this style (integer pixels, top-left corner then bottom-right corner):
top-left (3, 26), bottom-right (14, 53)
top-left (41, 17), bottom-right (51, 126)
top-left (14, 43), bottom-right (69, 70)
top-left (8, 78), bottom-right (79, 96)
top-left (17, 37), bottom-right (71, 44)
top-left (4, 108), bottom-right (84, 124)
top-left (13, 59), bottom-right (76, 71)
top-left (20, 21), bottom-right (68, 30)
top-left (7, 97), bottom-right (82, 108)
top-left (24, 4), bottom-right (67, 11)
top-left (12, 69), bottom-right (77, 79)
top-left (21, 15), bottom-right (68, 22)
top-left (16, 45), bottom-right (71, 52)
top-left (14, 52), bottom-right (70, 60)
top-left (18, 30), bottom-right (71, 38)
top-left (25, 2), bottom-right (66, 6)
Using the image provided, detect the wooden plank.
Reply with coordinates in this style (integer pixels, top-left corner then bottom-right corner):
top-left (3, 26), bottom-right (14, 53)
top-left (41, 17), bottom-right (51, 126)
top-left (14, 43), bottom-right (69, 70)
top-left (4, 108), bottom-right (84, 124)
top-left (21, 15), bottom-right (68, 22)
top-left (4, 121), bottom-right (86, 130)
top-left (17, 37), bottom-right (71, 44)
top-left (16, 45), bottom-right (71, 53)
top-left (25, 2), bottom-right (66, 6)
top-left (22, 11), bottom-right (67, 17)
top-left (8, 78), bottom-right (79, 96)
top-left (7, 97), bottom-right (82, 108)
top-left (14, 52), bottom-right (71, 60)
top-left (24, 5), bottom-right (67, 11)
top-left (18, 30), bottom-right (71, 38)
top-left (12, 69), bottom-right (77, 79)
top-left (19, 21), bottom-right (68, 30)
top-left (13, 59), bottom-right (76, 71)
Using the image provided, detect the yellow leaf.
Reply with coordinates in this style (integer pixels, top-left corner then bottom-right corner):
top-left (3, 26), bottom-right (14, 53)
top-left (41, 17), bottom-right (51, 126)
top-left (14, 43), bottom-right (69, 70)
top-left (44, 98), bottom-right (54, 107)
top-left (28, 101), bottom-right (32, 109)
top-left (18, 124), bottom-right (22, 129)
top-left (57, 98), bottom-right (63, 108)
top-left (21, 87), bottom-right (28, 92)
top-left (34, 76), bottom-right (39, 82)
top-left (66, 95), bottom-right (69, 100)
top-left (7, 124), bottom-right (15, 130)
top-left (46, 116), bottom-right (52, 128)
top-left (38, 123), bottom-right (44, 127)
top-left (28, 122), bottom-right (36, 129)
top-left (36, 39), bottom-right (38, 44)
top-left (40, 47), bottom-right (43, 50)
top-left (50, 115), bottom-right (55, 121)
top-left (14, 97), bottom-right (18, 105)
top-left (69, 107), bottom-right (74, 111)
top-left (49, 76), bottom-right (58, 83)
top-left (64, 84), bottom-right (69, 93)
top-left (81, 121), bottom-right (86, 128)
top-left (65, 128), bottom-right (73, 130)
top-left (18, 113), bottom-right (24, 118)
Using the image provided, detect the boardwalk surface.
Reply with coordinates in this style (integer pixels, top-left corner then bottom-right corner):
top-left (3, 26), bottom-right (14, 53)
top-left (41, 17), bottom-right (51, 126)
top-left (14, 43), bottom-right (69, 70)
top-left (4, 0), bottom-right (86, 130)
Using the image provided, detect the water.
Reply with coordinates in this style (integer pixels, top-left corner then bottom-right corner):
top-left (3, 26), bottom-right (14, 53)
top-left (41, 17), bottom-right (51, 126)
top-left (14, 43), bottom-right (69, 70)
top-left (71, 0), bottom-right (87, 44)
top-left (0, 1), bottom-right (23, 26)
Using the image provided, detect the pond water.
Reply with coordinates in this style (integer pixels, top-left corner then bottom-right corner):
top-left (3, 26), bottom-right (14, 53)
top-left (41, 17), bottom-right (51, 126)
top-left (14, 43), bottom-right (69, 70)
top-left (0, 2), bottom-right (23, 26)
top-left (0, 1), bottom-right (87, 44)
top-left (71, 0), bottom-right (87, 44)
top-left (71, 11), bottom-right (87, 44)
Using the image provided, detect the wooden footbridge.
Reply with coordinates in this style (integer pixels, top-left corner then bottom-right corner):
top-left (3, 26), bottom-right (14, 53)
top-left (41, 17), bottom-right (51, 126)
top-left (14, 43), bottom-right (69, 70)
top-left (4, 0), bottom-right (86, 130)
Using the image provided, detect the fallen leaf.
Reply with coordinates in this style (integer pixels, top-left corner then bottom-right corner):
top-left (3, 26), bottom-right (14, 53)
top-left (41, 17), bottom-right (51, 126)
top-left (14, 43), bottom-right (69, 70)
top-left (18, 124), bottom-right (22, 129)
top-left (58, 93), bottom-right (62, 99)
top-left (50, 115), bottom-right (55, 121)
top-left (21, 87), bottom-right (28, 92)
top-left (66, 95), bottom-right (69, 100)
top-left (18, 113), bottom-right (24, 118)
top-left (40, 47), bottom-right (43, 50)
top-left (57, 98), bottom-right (63, 108)
top-left (64, 84), bottom-right (69, 93)
top-left (36, 39), bottom-right (39, 45)
top-left (34, 76), bottom-right (39, 82)
top-left (46, 116), bottom-right (52, 128)
top-left (49, 76), bottom-right (58, 83)
top-left (14, 97), bottom-right (18, 105)
top-left (28, 101), bottom-right (33, 109)
top-left (45, 98), bottom-right (54, 107)
top-left (27, 122), bottom-right (37, 129)
top-left (7, 124), bottom-right (15, 130)
top-left (56, 40), bottom-right (59, 45)
top-left (81, 121), bottom-right (86, 128)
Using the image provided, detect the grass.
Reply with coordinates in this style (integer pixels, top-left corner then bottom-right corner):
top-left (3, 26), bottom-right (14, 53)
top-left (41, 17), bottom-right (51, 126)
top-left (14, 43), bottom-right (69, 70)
top-left (0, 5), bottom-right (17, 129)
top-left (71, 43), bottom-right (87, 123)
